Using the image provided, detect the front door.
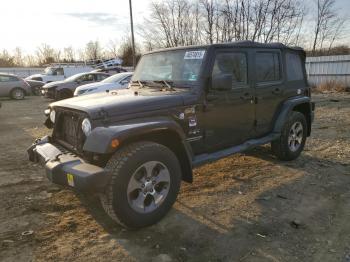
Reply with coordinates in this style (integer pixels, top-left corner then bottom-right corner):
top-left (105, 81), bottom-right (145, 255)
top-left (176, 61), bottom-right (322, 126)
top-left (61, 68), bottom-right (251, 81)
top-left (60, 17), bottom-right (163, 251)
top-left (203, 49), bottom-right (255, 150)
top-left (254, 50), bottom-right (285, 137)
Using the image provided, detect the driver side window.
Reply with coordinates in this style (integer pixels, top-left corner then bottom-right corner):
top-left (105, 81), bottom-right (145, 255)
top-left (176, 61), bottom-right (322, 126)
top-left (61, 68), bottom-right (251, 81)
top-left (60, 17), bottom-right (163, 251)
top-left (212, 52), bottom-right (248, 90)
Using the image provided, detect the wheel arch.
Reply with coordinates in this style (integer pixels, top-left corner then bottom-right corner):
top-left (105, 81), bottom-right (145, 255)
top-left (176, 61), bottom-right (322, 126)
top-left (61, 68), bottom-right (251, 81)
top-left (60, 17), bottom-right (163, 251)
top-left (83, 118), bottom-right (194, 183)
top-left (292, 103), bottom-right (312, 136)
top-left (9, 87), bottom-right (26, 97)
top-left (273, 96), bottom-right (313, 136)
top-left (119, 130), bottom-right (193, 183)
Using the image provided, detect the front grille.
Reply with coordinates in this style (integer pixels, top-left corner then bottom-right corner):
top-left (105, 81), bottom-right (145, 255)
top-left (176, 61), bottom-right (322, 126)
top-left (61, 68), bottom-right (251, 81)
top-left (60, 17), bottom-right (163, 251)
top-left (53, 108), bottom-right (86, 152)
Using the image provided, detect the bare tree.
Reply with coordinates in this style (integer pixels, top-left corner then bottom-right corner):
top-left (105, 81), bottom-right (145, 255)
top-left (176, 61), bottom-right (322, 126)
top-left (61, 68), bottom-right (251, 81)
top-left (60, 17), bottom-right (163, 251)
top-left (13, 47), bottom-right (23, 67)
top-left (0, 50), bottom-right (15, 67)
top-left (312, 0), bottom-right (336, 52)
top-left (63, 46), bottom-right (76, 62)
top-left (328, 18), bottom-right (347, 52)
top-left (106, 40), bottom-right (119, 58)
top-left (84, 41), bottom-right (103, 60)
top-left (36, 44), bottom-right (56, 65)
top-left (23, 55), bottom-right (37, 67)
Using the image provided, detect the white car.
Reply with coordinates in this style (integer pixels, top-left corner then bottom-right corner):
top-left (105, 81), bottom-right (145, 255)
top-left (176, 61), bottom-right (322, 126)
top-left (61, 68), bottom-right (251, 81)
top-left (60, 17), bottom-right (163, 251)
top-left (74, 72), bottom-right (133, 96)
top-left (26, 64), bottom-right (94, 83)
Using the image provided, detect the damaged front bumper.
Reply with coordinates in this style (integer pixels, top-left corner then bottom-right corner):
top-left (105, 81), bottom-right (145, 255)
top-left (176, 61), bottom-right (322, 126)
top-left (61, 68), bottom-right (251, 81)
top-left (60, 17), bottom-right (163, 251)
top-left (27, 136), bottom-right (109, 192)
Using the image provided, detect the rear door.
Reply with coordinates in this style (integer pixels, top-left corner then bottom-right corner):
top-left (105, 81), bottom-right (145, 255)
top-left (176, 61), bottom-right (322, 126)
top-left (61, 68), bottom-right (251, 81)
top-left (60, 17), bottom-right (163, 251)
top-left (0, 75), bottom-right (15, 96)
top-left (254, 50), bottom-right (285, 137)
top-left (203, 49), bottom-right (255, 150)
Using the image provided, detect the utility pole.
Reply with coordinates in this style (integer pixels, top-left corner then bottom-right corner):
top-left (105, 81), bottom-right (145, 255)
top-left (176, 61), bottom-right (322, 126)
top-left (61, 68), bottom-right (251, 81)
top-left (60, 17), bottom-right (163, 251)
top-left (129, 0), bottom-right (136, 68)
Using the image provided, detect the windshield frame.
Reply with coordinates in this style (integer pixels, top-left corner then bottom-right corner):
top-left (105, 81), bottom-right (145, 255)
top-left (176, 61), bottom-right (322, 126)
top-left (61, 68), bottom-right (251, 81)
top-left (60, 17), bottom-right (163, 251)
top-left (132, 47), bottom-right (209, 89)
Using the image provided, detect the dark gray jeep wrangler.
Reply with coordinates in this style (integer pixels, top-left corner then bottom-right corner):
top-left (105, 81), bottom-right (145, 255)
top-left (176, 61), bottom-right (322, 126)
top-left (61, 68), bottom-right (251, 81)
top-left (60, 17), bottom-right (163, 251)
top-left (28, 41), bottom-right (315, 228)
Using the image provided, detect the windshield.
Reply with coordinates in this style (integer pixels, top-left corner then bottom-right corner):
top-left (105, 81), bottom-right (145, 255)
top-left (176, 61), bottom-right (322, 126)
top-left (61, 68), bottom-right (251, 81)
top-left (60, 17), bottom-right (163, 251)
top-left (44, 67), bottom-right (54, 75)
top-left (102, 73), bottom-right (129, 83)
top-left (132, 49), bottom-right (206, 85)
top-left (64, 73), bottom-right (85, 82)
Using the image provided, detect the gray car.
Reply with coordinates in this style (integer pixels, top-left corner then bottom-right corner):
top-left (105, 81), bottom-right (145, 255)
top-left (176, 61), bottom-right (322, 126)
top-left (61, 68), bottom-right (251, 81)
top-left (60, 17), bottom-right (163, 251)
top-left (0, 73), bottom-right (32, 100)
top-left (41, 72), bottom-right (110, 100)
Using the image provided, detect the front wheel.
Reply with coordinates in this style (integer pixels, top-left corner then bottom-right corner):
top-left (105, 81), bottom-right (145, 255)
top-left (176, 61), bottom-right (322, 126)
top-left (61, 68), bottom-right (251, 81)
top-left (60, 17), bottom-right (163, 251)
top-left (11, 88), bottom-right (25, 100)
top-left (271, 111), bottom-right (307, 161)
top-left (100, 141), bottom-right (182, 228)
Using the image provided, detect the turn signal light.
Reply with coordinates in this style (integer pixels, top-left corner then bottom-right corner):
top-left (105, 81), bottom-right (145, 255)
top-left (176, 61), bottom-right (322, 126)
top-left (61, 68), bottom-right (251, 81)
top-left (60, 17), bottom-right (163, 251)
top-left (111, 139), bottom-right (120, 149)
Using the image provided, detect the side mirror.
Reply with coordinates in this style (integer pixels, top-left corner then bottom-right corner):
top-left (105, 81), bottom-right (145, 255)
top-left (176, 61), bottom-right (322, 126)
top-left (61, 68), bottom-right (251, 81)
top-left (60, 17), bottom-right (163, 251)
top-left (211, 74), bottom-right (232, 91)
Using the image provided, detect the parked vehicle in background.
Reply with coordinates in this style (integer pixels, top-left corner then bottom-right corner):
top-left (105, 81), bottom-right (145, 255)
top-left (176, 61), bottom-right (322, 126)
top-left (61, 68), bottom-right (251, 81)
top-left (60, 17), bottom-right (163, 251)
top-left (92, 66), bottom-right (127, 75)
top-left (28, 41), bottom-right (315, 229)
top-left (41, 72), bottom-right (110, 100)
top-left (0, 73), bottom-right (31, 99)
top-left (25, 79), bottom-right (45, 96)
top-left (74, 72), bottom-right (133, 96)
top-left (25, 63), bottom-right (94, 83)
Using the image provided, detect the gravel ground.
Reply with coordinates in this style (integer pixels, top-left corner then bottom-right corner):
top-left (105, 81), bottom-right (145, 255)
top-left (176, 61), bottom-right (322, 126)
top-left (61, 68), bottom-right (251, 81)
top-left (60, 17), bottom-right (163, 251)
top-left (0, 93), bottom-right (349, 262)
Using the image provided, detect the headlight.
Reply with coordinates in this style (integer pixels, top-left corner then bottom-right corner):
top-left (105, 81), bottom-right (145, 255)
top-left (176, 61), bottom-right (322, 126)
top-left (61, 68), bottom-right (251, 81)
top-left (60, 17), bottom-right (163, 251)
top-left (50, 110), bottom-right (56, 123)
top-left (81, 118), bottom-right (92, 136)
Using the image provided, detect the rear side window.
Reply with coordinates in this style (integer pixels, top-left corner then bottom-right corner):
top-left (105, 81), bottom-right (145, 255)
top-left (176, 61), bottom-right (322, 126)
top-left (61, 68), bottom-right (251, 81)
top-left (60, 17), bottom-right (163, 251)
top-left (256, 52), bottom-right (281, 82)
top-left (286, 53), bottom-right (304, 81)
top-left (212, 52), bottom-right (248, 88)
top-left (96, 74), bottom-right (109, 81)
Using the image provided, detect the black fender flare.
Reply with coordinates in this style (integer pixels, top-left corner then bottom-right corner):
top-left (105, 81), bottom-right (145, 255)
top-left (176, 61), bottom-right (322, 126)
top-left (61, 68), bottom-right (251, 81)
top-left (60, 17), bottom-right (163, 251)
top-left (83, 117), bottom-right (194, 182)
top-left (83, 117), bottom-right (187, 153)
top-left (273, 96), bottom-right (313, 135)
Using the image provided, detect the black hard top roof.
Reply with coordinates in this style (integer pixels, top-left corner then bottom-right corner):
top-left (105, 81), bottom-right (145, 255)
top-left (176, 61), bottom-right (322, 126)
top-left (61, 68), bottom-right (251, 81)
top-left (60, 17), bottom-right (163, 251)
top-left (147, 41), bottom-right (304, 54)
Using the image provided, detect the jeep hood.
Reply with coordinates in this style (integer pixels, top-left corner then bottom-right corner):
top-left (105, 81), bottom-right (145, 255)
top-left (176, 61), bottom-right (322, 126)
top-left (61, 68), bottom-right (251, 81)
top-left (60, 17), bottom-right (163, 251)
top-left (50, 89), bottom-right (185, 119)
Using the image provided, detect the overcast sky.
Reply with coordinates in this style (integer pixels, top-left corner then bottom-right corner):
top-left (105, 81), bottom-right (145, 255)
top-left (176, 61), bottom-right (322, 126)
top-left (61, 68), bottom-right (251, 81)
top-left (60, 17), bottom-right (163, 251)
top-left (1, 0), bottom-right (150, 54)
top-left (0, 0), bottom-right (349, 54)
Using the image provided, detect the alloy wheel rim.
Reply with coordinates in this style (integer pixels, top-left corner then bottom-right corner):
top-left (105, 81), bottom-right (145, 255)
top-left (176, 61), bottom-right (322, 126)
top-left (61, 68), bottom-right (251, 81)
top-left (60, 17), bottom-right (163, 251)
top-left (288, 121), bottom-right (303, 152)
top-left (127, 161), bottom-right (171, 213)
top-left (15, 90), bottom-right (23, 99)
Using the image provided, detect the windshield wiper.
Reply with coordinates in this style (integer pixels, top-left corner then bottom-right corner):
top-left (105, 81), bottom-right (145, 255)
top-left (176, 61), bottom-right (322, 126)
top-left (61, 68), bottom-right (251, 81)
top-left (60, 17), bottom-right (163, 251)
top-left (137, 80), bottom-right (144, 88)
top-left (153, 80), bottom-right (175, 91)
top-left (130, 80), bottom-right (145, 88)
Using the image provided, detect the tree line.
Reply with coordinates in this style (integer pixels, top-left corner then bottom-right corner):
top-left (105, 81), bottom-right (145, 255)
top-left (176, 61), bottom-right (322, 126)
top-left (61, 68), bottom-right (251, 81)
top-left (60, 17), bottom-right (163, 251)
top-left (0, 0), bottom-right (348, 67)
top-left (0, 39), bottom-right (140, 67)
top-left (142, 0), bottom-right (348, 52)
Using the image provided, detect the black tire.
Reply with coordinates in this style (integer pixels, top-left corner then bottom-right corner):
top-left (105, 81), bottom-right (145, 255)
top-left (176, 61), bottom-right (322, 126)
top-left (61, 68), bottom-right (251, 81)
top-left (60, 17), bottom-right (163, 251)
top-left (32, 86), bottom-right (41, 96)
top-left (271, 111), bottom-right (307, 161)
top-left (100, 141), bottom-right (182, 228)
top-left (10, 88), bottom-right (25, 100)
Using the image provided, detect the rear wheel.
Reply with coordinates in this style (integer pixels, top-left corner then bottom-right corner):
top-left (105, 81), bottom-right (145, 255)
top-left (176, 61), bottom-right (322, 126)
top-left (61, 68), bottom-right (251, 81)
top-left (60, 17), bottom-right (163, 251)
top-left (10, 88), bottom-right (25, 100)
top-left (271, 111), bottom-right (307, 161)
top-left (100, 141), bottom-right (182, 228)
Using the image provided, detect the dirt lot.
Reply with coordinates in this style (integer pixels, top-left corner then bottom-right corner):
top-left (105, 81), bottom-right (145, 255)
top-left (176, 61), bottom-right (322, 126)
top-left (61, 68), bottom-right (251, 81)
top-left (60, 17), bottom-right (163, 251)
top-left (0, 93), bottom-right (349, 262)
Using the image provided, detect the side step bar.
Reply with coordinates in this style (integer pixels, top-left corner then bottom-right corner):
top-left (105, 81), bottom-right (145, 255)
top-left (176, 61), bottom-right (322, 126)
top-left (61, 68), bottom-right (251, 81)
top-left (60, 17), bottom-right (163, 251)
top-left (192, 133), bottom-right (280, 167)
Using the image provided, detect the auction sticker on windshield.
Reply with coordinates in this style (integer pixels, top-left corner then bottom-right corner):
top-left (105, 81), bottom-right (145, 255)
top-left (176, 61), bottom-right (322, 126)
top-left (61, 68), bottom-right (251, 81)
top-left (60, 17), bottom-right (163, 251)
top-left (184, 50), bottom-right (206, 59)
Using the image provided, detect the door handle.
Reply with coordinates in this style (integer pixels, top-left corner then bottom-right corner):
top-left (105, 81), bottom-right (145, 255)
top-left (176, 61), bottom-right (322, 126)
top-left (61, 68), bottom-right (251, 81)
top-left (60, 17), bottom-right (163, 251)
top-left (272, 88), bottom-right (281, 95)
top-left (240, 92), bottom-right (252, 100)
